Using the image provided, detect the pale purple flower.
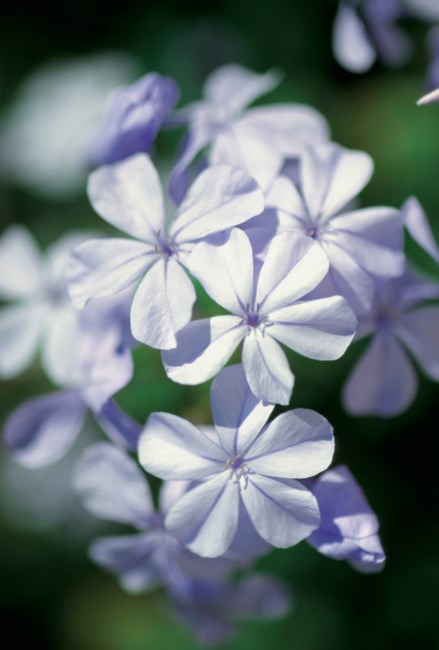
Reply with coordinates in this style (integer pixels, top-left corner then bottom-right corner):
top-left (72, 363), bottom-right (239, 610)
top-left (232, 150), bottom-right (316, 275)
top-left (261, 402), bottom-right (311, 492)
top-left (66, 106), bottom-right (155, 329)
top-left (172, 574), bottom-right (291, 647)
top-left (74, 442), bottom-right (235, 594)
top-left (343, 267), bottom-right (439, 417)
top-left (3, 294), bottom-right (134, 467)
top-left (266, 143), bottom-right (404, 316)
top-left (170, 64), bottom-right (329, 199)
top-left (307, 465), bottom-right (385, 573)
top-left (402, 196), bottom-right (439, 262)
top-left (88, 73), bottom-right (179, 167)
top-left (68, 154), bottom-right (264, 350)
top-left (139, 365), bottom-right (334, 558)
top-left (425, 26), bottom-right (439, 92)
top-left (162, 228), bottom-right (356, 405)
top-left (0, 227), bottom-right (87, 382)
top-left (332, 0), bottom-right (411, 74)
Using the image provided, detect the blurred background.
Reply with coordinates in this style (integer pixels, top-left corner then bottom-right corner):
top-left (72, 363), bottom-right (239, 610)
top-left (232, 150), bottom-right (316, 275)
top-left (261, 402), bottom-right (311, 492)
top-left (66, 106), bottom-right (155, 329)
top-left (0, 1), bottom-right (438, 648)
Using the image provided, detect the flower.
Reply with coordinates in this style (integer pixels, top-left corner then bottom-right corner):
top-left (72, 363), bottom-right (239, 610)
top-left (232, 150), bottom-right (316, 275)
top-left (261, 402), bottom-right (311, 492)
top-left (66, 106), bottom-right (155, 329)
top-left (88, 72), bottom-right (179, 167)
top-left (343, 268), bottom-right (439, 417)
top-left (139, 365), bottom-right (334, 557)
top-left (162, 228), bottom-right (356, 405)
top-left (68, 154), bottom-right (264, 349)
top-left (307, 465), bottom-right (385, 572)
top-left (266, 143), bottom-right (404, 315)
top-left (3, 293), bottom-right (134, 467)
top-left (0, 227), bottom-right (86, 381)
top-left (170, 63), bottom-right (329, 199)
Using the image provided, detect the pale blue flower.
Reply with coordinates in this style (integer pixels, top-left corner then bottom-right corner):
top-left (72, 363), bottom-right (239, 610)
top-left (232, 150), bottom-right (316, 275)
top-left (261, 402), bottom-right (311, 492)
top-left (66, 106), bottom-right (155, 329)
top-left (162, 229), bottom-right (356, 405)
top-left (139, 365), bottom-right (334, 557)
top-left (68, 154), bottom-right (264, 349)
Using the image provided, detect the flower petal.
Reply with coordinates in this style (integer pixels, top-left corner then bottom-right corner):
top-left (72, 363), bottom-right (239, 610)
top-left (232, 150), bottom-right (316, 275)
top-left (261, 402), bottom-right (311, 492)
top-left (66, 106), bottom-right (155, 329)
top-left (203, 64), bottom-right (281, 115)
top-left (210, 364), bottom-right (274, 456)
top-left (402, 196), bottom-right (439, 263)
top-left (0, 225), bottom-right (43, 299)
top-left (162, 316), bottom-right (246, 385)
top-left (396, 307), bottom-right (439, 381)
top-left (131, 257), bottom-right (195, 349)
top-left (68, 237), bottom-right (154, 308)
top-left (241, 474), bottom-right (320, 548)
top-left (188, 228), bottom-right (254, 316)
top-left (269, 296), bottom-right (357, 360)
top-left (74, 441), bottom-right (154, 527)
top-left (139, 412), bottom-right (226, 480)
top-left (256, 234), bottom-right (329, 314)
top-left (87, 153), bottom-right (165, 241)
top-left (165, 472), bottom-right (240, 558)
top-left (245, 409), bottom-right (334, 478)
top-left (4, 390), bottom-right (86, 468)
top-left (343, 331), bottom-right (418, 417)
top-left (332, 2), bottom-right (376, 73)
top-left (242, 332), bottom-right (294, 405)
top-left (0, 304), bottom-right (45, 378)
top-left (90, 532), bottom-right (162, 593)
top-left (171, 165), bottom-right (264, 243)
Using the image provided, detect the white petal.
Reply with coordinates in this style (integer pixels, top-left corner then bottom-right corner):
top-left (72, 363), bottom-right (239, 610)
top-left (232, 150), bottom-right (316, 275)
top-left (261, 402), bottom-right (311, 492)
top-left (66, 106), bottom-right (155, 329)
top-left (41, 306), bottom-right (81, 386)
top-left (162, 316), bottom-right (246, 385)
top-left (301, 144), bottom-right (373, 222)
top-left (402, 196), bottom-right (439, 263)
top-left (245, 409), bottom-right (334, 478)
top-left (171, 165), bottom-right (264, 243)
top-left (242, 331), bottom-right (294, 405)
top-left (417, 87), bottom-right (439, 106)
top-left (396, 307), bottom-right (439, 381)
top-left (0, 225), bottom-right (43, 299)
top-left (327, 207), bottom-right (404, 277)
top-left (343, 331), bottom-right (418, 417)
top-left (256, 234), bottom-right (329, 314)
top-left (332, 2), bottom-right (376, 73)
top-left (210, 364), bottom-right (274, 456)
top-left (269, 296), bottom-right (357, 360)
top-left (0, 305), bottom-right (44, 378)
top-left (68, 238), bottom-right (154, 308)
top-left (241, 475), bottom-right (320, 548)
top-left (74, 442), bottom-right (155, 527)
top-left (87, 153), bottom-right (165, 241)
top-left (188, 228), bottom-right (254, 315)
top-left (139, 412), bottom-right (226, 480)
top-left (265, 175), bottom-right (307, 217)
top-left (165, 473), bottom-right (240, 558)
top-left (204, 64), bottom-right (281, 114)
top-left (131, 257), bottom-right (195, 349)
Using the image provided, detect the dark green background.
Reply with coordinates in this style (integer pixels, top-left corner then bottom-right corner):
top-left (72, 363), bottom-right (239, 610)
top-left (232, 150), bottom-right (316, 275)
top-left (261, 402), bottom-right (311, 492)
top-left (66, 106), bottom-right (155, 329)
top-left (1, 1), bottom-right (438, 648)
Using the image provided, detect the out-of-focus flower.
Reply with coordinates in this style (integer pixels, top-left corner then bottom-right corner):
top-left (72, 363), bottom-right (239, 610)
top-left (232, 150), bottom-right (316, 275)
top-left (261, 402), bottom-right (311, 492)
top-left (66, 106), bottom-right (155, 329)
top-left (307, 465), bottom-right (386, 572)
top-left (140, 365), bottom-right (334, 557)
top-left (0, 226), bottom-right (86, 381)
top-left (68, 154), bottom-right (264, 350)
top-left (170, 64), bottom-right (329, 199)
top-left (87, 73), bottom-right (179, 167)
top-left (0, 54), bottom-right (137, 198)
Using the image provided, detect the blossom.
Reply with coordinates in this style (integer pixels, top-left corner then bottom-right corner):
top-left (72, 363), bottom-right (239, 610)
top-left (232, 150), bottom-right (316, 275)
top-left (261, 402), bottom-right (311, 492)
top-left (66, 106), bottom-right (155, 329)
top-left (266, 143), bottom-right (404, 315)
top-left (0, 227), bottom-right (86, 381)
top-left (162, 228), bottom-right (356, 405)
top-left (88, 73), bottom-right (179, 167)
top-left (343, 268), bottom-right (439, 417)
top-left (68, 154), bottom-right (264, 349)
top-left (139, 365), bottom-right (334, 557)
top-left (170, 64), bottom-right (329, 199)
top-left (307, 465), bottom-right (385, 573)
top-left (74, 442), bottom-right (235, 594)
top-left (3, 293), bottom-right (134, 467)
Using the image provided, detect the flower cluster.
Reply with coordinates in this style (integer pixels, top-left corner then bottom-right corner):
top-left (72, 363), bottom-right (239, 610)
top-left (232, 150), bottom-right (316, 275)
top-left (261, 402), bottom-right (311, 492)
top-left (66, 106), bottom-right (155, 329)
top-left (2, 64), bottom-right (438, 645)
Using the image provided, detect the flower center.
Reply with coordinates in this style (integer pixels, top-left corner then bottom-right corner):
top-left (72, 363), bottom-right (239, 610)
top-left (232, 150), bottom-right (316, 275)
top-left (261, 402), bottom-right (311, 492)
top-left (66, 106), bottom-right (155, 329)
top-left (307, 225), bottom-right (318, 239)
top-left (224, 455), bottom-right (251, 488)
top-left (155, 231), bottom-right (178, 257)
